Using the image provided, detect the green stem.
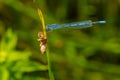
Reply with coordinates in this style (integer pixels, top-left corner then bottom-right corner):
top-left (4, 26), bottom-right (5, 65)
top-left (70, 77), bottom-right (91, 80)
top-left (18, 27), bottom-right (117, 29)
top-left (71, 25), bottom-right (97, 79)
top-left (46, 48), bottom-right (54, 80)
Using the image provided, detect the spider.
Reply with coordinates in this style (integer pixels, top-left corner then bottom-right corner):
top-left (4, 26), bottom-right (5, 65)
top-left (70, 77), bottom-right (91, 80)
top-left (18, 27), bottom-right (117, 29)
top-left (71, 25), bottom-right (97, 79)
top-left (37, 32), bottom-right (47, 54)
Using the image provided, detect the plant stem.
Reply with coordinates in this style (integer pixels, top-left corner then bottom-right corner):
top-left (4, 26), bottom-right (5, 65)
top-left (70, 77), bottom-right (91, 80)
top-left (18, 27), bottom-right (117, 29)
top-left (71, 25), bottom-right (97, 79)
top-left (46, 48), bottom-right (54, 80)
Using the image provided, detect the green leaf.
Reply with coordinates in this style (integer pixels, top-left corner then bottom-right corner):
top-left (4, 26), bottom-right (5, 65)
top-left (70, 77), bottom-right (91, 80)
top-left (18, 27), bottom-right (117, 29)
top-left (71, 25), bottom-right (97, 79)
top-left (0, 66), bottom-right (9, 80)
top-left (12, 61), bottom-right (48, 72)
top-left (1, 29), bottom-right (17, 52)
top-left (7, 51), bottom-right (31, 63)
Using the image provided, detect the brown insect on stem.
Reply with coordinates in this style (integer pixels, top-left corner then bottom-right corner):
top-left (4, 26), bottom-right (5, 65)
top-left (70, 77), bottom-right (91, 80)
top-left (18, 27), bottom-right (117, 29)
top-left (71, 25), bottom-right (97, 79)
top-left (37, 32), bottom-right (47, 54)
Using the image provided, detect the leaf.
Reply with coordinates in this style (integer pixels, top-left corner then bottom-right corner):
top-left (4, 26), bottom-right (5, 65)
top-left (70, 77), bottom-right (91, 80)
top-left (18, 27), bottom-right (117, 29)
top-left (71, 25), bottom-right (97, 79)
top-left (0, 66), bottom-right (9, 80)
top-left (7, 51), bottom-right (31, 63)
top-left (36, 2), bottom-right (47, 37)
top-left (12, 61), bottom-right (48, 72)
top-left (1, 29), bottom-right (17, 52)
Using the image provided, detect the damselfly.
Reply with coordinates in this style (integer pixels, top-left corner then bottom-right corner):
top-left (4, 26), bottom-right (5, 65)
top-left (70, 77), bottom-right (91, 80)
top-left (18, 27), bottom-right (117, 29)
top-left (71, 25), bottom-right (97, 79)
top-left (46, 20), bottom-right (106, 31)
top-left (34, 0), bottom-right (106, 54)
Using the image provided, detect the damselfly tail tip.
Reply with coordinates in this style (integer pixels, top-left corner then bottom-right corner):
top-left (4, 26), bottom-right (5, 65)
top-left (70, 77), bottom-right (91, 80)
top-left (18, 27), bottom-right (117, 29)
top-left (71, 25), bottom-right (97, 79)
top-left (92, 20), bottom-right (106, 25)
top-left (98, 20), bottom-right (106, 24)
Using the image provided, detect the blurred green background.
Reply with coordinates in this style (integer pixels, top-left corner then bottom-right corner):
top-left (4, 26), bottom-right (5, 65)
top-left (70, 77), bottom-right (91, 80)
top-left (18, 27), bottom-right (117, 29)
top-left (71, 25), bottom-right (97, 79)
top-left (0, 0), bottom-right (120, 80)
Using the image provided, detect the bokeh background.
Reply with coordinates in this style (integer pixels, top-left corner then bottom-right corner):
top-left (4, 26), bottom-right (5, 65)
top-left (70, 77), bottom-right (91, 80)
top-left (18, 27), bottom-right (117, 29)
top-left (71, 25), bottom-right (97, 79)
top-left (0, 0), bottom-right (120, 80)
